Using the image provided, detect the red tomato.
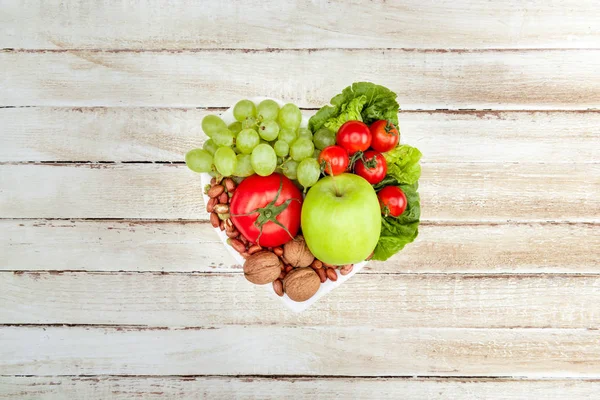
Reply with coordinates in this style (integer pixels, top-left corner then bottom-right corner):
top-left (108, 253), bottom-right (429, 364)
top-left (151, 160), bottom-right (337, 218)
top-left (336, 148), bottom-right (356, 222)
top-left (370, 120), bottom-right (399, 152)
top-left (377, 186), bottom-right (407, 217)
top-left (354, 150), bottom-right (387, 184)
top-left (318, 145), bottom-right (349, 175)
top-left (336, 120), bottom-right (371, 154)
top-left (230, 173), bottom-right (302, 247)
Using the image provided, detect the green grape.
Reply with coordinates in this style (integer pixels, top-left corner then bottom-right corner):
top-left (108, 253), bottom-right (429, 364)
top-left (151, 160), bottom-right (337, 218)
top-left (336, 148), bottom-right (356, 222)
top-left (313, 148), bottom-right (320, 158)
top-left (236, 128), bottom-right (260, 154)
top-left (313, 127), bottom-right (336, 150)
top-left (289, 138), bottom-right (315, 161)
top-left (212, 128), bottom-right (234, 147)
top-left (185, 149), bottom-right (213, 173)
top-left (274, 140), bottom-right (289, 157)
top-left (257, 99), bottom-right (280, 121)
top-left (258, 120), bottom-right (280, 141)
top-left (242, 116), bottom-right (258, 130)
top-left (278, 127), bottom-right (297, 144)
top-left (297, 158), bottom-right (320, 188)
top-left (213, 147), bottom-right (237, 176)
top-left (228, 121), bottom-right (243, 136)
top-left (233, 100), bottom-right (256, 122)
top-left (281, 159), bottom-right (299, 180)
top-left (202, 115), bottom-right (227, 137)
top-left (233, 154), bottom-right (254, 177)
top-left (202, 139), bottom-right (218, 155)
top-left (250, 144), bottom-right (277, 176)
top-left (278, 103), bottom-right (302, 130)
top-left (298, 128), bottom-right (313, 141)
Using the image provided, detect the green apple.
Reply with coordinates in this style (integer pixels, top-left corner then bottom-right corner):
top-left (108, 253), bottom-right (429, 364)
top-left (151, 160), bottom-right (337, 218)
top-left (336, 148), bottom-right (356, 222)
top-left (301, 173), bottom-right (381, 264)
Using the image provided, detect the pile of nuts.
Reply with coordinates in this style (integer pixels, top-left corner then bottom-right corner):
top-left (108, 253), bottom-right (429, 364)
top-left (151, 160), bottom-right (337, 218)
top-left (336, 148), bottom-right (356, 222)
top-left (205, 177), bottom-right (355, 302)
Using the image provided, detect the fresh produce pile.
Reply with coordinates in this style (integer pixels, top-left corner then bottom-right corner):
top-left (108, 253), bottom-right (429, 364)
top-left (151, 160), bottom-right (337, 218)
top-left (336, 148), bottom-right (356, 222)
top-left (186, 82), bottom-right (422, 302)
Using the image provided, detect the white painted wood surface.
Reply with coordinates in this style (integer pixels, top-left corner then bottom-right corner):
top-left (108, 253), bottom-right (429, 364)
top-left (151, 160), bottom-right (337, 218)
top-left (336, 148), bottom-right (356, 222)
top-left (2, 220), bottom-right (598, 273)
top-left (1, 0), bottom-right (598, 49)
top-left (2, 327), bottom-right (600, 376)
top-left (1, 1), bottom-right (599, 397)
top-left (2, 377), bottom-right (599, 400)
top-left (2, 50), bottom-right (600, 109)
top-left (1, 108), bottom-right (599, 163)
top-left (2, 163), bottom-right (598, 221)
top-left (3, 272), bottom-right (600, 328)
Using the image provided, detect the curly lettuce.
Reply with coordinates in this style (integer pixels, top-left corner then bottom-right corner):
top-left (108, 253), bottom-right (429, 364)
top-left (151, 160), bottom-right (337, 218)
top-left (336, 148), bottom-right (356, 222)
top-left (372, 182), bottom-right (420, 261)
top-left (384, 145), bottom-right (422, 185)
top-left (309, 82), bottom-right (399, 133)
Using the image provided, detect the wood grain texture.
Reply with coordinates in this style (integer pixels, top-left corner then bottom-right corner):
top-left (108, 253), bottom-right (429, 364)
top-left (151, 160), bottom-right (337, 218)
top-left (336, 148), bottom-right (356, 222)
top-left (1, 326), bottom-right (599, 376)
top-left (3, 272), bottom-right (600, 328)
top-left (1, 376), bottom-right (599, 400)
top-left (1, 0), bottom-right (598, 49)
top-left (2, 50), bottom-right (600, 109)
top-left (1, 163), bottom-right (598, 221)
top-left (1, 108), bottom-right (599, 163)
top-left (2, 220), bottom-right (598, 273)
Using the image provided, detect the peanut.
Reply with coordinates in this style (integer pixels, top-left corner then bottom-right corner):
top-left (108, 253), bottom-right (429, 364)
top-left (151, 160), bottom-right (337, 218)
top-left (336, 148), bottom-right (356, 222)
top-left (311, 259), bottom-right (323, 269)
top-left (285, 265), bottom-right (293, 273)
top-left (219, 192), bottom-right (229, 204)
top-left (226, 229), bottom-right (239, 238)
top-left (273, 247), bottom-right (284, 257)
top-left (240, 252), bottom-right (250, 259)
top-left (229, 238), bottom-right (246, 253)
top-left (326, 267), bottom-right (338, 282)
top-left (210, 212), bottom-right (220, 228)
top-left (219, 220), bottom-right (225, 231)
top-left (239, 235), bottom-right (249, 245)
top-left (213, 204), bottom-right (229, 215)
top-left (224, 219), bottom-right (234, 231)
top-left (210, 177), bottom-right (217, 186)
top-left (248, 244), bottom-right (262, 255)
top-left (279, 271), bottom-right (286, 280)
top-left (322, 262), bottom-right (335, 268)
top-left (340, 264), bottom-right (354, 276)
top-left (273, 279), bottom-right (284, 297)
top-left (316, 267), bottom-right (327, 283)
top-left (207, 185), bottom-right (225, 198)
top-left (223, 178), bottom-right (236, 192)
top-left (206, 197), bottom-right (217, 213)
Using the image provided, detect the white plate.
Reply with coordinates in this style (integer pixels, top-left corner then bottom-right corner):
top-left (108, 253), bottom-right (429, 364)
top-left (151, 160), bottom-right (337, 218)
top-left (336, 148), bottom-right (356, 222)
top-left (200, 97), bottom-right (367, 313)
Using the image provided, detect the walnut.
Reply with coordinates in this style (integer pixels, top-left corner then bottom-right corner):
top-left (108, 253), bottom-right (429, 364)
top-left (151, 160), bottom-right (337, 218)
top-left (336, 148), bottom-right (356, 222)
top-left (283, 235), bottom-right (314, 268)
top-left (243, 251), bottom-right (281, 285)
top-left (283, 267), bottom-right (320, 302)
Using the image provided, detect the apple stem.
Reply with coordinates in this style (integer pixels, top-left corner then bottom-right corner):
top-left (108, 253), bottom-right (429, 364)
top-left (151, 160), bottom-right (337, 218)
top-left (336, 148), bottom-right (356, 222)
top-left (331, 174), bottom-right (342, 197)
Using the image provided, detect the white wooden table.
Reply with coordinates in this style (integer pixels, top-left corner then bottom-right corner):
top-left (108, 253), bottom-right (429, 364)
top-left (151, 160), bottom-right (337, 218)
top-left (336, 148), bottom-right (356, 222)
top-left (1, 1), bottom-right (599, 398)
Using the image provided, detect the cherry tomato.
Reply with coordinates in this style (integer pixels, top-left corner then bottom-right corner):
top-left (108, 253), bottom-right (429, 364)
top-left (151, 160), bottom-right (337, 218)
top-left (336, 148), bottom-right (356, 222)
top-left (318, 145), bottom-right (349, 175)
top-left (377, 186), bottom-right (407, 217)
top-left (354, 150), bottom-right (387, 184)
top-left (369, 120), bottom-right (400, 153)
top-left (230, 173), bottom-right (302, 247)
top-left (336, 120), bottom-right (371, 154)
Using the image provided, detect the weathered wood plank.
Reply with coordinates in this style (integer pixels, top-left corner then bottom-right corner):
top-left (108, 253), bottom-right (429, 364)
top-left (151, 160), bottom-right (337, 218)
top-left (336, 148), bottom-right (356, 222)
top-left (1, 108), bottom-right (599, 163)
top-left (1, 163), bottom-right (598, 221)
top-left (2, 272), bottom-right (600, 328)
top-left (1, 326), bottom-right (599, 376)
top-left (1, 220), bottom-right (598, 273)
top-left (1, 0), bottom-right (598, 49)
top-left (2, 50), bottom-right (599, 109)
top-left (1, 376), bottom-right (598, 400)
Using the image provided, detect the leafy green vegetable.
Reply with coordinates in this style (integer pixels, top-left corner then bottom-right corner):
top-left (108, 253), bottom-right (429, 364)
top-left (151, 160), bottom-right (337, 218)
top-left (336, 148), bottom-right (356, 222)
top-left (372, 182), bottom-right (420, 261)
top-left (309, 82), bottom-right (399, 133)
top-left (384, 144), bottom-right (422, 185)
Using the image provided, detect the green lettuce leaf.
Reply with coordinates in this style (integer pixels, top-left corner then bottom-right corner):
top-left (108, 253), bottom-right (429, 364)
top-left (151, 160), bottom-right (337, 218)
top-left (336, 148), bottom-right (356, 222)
top-left (309, 82), bottom-right (399, 133)
top-left (384, 145), bottom-right (422, 185)
top-left (372, 182), bottom-right (420, 261)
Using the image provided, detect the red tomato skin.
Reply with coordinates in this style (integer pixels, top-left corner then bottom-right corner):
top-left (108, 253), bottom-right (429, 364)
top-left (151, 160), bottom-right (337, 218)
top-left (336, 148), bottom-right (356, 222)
top-left (377, 186), bottom-right (407, 217)
top-left (354, 150), bottom-right (387, 185)
top-left (318, 145), bottom-right (349, 175)
top-left (230, 173), bottom-right (302, 247)
top-left (369, 120), bottom-right (400, 153)
top-left (336, 120), bottom-right (372, 154)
